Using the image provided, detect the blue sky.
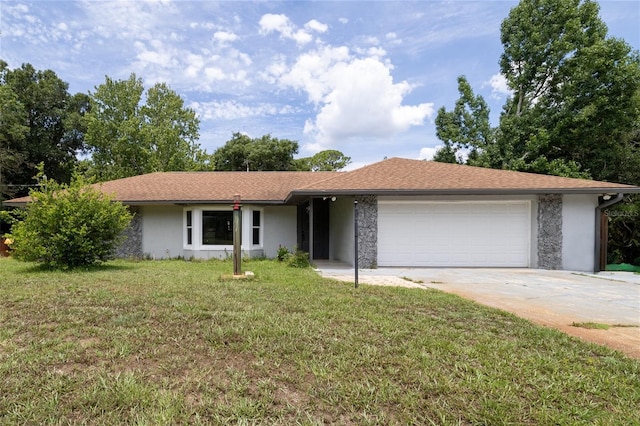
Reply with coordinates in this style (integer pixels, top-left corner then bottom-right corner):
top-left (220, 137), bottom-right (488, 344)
top-left (2, 1), bottom-right (639, 169)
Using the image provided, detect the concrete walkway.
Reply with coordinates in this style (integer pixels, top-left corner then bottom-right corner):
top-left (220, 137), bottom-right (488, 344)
top-left (316, 264), bottom-right (640, 357)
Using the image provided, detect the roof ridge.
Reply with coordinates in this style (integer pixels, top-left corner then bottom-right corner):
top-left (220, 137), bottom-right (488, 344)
top-left (294, 157), bottom-right (396, 190)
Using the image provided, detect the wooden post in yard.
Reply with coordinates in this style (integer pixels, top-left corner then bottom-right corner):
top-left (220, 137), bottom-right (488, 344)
top-left (233, 194), bottom-right (242, 276)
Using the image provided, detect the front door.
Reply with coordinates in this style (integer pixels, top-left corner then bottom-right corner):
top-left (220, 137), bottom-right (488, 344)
top-left (297, 201), bottom-right (310, 253)
top-left (312, 198), bottom-right (330, 259)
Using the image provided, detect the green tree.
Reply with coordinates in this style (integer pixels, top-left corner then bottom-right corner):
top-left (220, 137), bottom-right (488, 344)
top-left (488, 0), bottom-right (640, 179)
top-left (213, 133), bottom-right (300, 171)
top-left (494, 0), bottom-right (640, 264)
top-left (7, 168), bottom-right (132, 269)
top-left (0, 61), bottom-right (89, 197)
top-left (0, 84), bottom-right (28, 201)
top-left (434, 76), bottom-right (492, 165)
top-left (432, 145), bottom-right (461, 164)
top-left (294, 150), bottom-right (352, 171)
top-left (85, 74), bottom-right (209, 180)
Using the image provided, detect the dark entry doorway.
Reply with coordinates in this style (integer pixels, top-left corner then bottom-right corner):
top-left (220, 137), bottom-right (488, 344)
top-left (297, 199), bottom-right (330, 260)
top-left (297, 201), bottom-right (310, 253)
top-left (313, 198), bottom-right (330, 259)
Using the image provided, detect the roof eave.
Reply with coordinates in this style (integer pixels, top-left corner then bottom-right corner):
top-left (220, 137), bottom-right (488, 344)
top-left (123, 199), bottom-right (288, 206)
top-left (2, 199), bottom-right (290, 208)
top-left (287, 187), bottom-right (640, 200)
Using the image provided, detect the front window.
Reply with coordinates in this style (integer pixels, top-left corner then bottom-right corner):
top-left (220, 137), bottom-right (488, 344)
top-left (186, 210), bottom-right (193, 245)
top-left (252, 210), bottom-right (261, 245)
top-left (202, 211), bottom-right (233, 245)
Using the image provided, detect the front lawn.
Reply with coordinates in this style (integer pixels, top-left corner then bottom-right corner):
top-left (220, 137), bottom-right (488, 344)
top-left (1, 258), bottom-right (638, 424)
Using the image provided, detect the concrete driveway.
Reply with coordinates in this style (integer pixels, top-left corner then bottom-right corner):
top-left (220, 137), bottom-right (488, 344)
top-left (316, 264), bottom-right (640, 358)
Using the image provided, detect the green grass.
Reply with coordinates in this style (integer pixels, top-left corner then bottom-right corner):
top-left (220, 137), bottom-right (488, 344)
top-left (1, 258), bottom-right (639, 425)
top-left (572, 322), bottom-right (611, 330)
top-left (573, 322), bottom-right (639, 330)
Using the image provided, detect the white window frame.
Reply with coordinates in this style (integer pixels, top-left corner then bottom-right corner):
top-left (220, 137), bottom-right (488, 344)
top-left (184, 209), bottom-right (193, 247)
top-left (184, 206), bottom-right (256, 251)
top-left (250, 208), bottom-right (263, 248)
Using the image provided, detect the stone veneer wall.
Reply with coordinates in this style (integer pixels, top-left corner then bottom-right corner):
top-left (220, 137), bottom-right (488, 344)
top-left (537, 194), bottom-right (563, 269)
top-left (115, 206), bottom-right (143, 258)
top-left (356, 195), bottom-right (377, 268)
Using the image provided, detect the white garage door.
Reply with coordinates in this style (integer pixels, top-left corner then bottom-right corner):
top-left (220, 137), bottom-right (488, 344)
top-left (378, 201), bottom-right (531, 267)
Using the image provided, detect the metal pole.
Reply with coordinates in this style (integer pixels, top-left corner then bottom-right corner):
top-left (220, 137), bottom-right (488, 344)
top-left (354, 199), bottom-right (358, 288)
top-left (233, 194), bottom-right (242, 275)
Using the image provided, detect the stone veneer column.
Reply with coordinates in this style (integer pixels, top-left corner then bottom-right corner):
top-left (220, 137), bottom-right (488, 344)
top-left (356, 195), bottom-right (377, 269)
top-left (537, 194), bottom-right (562, 270)
top-left (115, 206), bottom-right (143, 259)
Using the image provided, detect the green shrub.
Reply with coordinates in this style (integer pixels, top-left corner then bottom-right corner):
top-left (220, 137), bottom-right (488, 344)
top-left (286, 249), bottom-right (310, 268)
top-left (276, 245), bottom-right (290, 262)
top-left (7, 170), bottom-right (132, 269)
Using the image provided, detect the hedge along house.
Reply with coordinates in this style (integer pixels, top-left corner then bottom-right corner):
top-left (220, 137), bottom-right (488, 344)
top-left (5, 158), bottom-right (640, 272)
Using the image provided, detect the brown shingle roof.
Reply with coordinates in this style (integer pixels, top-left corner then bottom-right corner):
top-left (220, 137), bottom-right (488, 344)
top-left (292, 158), bottom-right (639, 195)
top-left (4, 158), bottom-right (639, 207)
top-left (96, 171), bottom-right (337, 203)
top-left (4, 171), bottom-right (336, 206)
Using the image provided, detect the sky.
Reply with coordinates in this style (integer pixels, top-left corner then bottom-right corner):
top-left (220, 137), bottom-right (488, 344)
top-left (1, 1), bottom-right (639, 170)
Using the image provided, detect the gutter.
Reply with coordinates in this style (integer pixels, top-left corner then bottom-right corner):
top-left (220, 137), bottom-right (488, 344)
top-left (594, 193), bottom-right (624, 273)
top-left (285, 186), bottom-right (640, 202)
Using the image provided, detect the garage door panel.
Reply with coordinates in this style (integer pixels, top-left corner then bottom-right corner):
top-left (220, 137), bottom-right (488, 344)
top-left (378, 201), bottom-right (530, 267)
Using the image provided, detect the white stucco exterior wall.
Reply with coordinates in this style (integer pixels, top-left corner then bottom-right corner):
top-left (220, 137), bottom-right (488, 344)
top-left (330, 197), bottom-right (354, 264)
top-left (141, 205), bottom-right (183, 259)
top-left (263, 206), bottom-right (297, 258)
top-left (562, 194), bottom-right (598, 271)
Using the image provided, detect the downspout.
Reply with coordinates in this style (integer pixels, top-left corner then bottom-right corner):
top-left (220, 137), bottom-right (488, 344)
top-left (594, 193), bottom-right (624, 273)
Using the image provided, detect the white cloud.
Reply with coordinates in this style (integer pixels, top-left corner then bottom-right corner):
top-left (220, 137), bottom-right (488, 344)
top-left (338, 17), bottom-right (349, 24)
top-left (191, 100), bottom-right (295, 121)
top-left (419, 145), bottom-right (469, 162)
top-left (385, 32), bottom-right (402, 45)
top-left (486, 73), bottom-right (512, 99)
top-left (185, 54), bottom-right (205, 78)
top-left (363, 36), bottom-right (379, 45)
top-left (292, 29), bottom-right (313, 45)
top-left (204, 67), bottom-right (225, 80)
top-left (258, 13), bottom-right (314, 45)
top-left (258, 13), bottom-right (290, 34)
top-left (213, 31), bottom-right (238, 43)
top-left (81, 0), bottom-right (176, 41)
top-left (278, 46), bottom-right (350, 104)
top-left (137, 49), bottom-right (172, 66)
top-left (366, 47), bottom-right (387, 58)
top-left (278, 47), bottom-right (434, 148)
top-left (418, 146), bottom-right (441, 161)
top-left (305, 19), bottom-right (328, 33)
top-left (129, 32), bottom-right (253, 92)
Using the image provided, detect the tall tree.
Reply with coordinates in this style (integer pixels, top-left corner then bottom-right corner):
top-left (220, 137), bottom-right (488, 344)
top-left (490, 0), bottom-right (640, 179)
top-left (0, 85), bottom-right (28, 201)
top-left (294, 150), bottom-right (352, 171)
top-left (213, 133), bottom-right (299, 171)
top-left (142, 83), bottom-right (203, 172)
top-left (0, 61), bottom-right (89, 198)
top-left (434, 76), bottom-right (492, 164)
top-left (85, 74), bottom-right (209, 180)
